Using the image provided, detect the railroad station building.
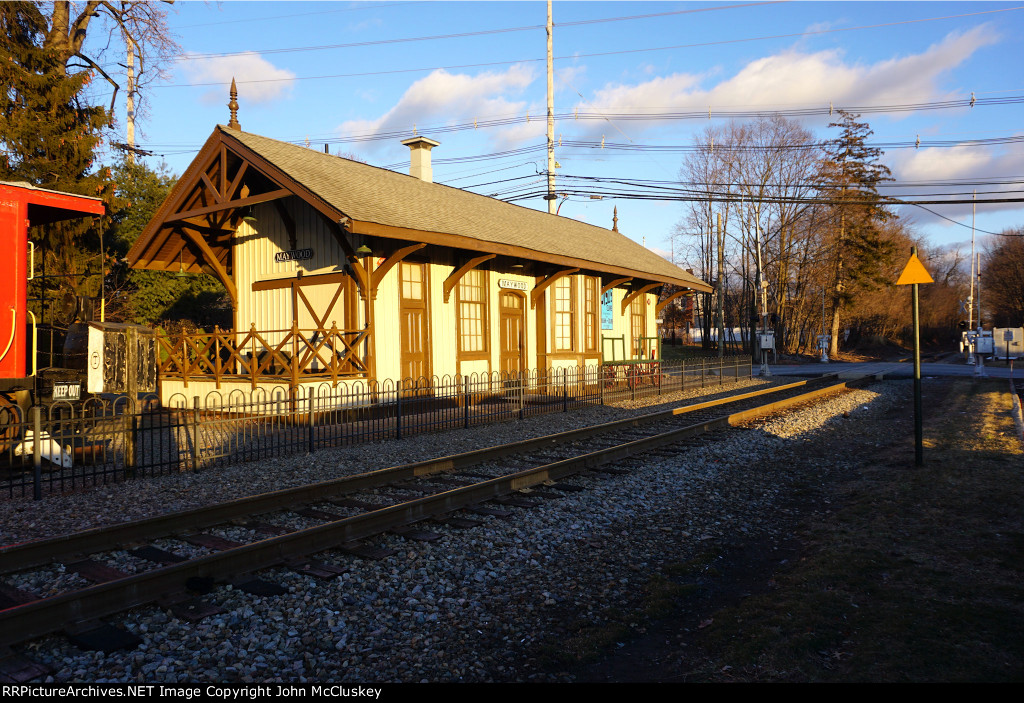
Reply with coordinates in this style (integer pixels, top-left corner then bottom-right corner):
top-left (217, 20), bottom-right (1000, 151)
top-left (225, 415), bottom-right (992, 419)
top-left (127, 103), bottom-right (710, 405)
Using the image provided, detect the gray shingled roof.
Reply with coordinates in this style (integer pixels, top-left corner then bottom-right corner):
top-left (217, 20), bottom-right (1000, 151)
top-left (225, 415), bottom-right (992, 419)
top-left (224, 126), bottom-right (709, 291)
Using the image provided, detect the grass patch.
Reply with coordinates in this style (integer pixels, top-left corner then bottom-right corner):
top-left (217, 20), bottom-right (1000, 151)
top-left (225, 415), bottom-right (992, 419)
top-left (692, 379), bottom-right (1024, 682)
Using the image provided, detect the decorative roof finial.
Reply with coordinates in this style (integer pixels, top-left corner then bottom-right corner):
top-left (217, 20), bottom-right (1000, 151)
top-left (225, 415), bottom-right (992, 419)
top-left (612, 206), bottom-right (619, 232)
top-left (228, 78), bottom-right (240, 130)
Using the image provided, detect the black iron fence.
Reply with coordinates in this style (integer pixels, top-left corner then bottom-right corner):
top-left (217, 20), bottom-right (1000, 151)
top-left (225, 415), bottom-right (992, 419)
top-left (1, 356), bottom-right (751, 501)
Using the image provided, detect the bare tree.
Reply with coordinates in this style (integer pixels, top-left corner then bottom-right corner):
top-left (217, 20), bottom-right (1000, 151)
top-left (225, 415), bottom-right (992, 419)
top-left (725, 116), bottom-right (819, 353)
top-left (36, 1), bottom-right (180, 133)
top-left (674, 124), bottom-right (731, 350)
top-left (981, 229), bottom-right (1024, 327)
top-left (676, 117), bottom-right (821, 354)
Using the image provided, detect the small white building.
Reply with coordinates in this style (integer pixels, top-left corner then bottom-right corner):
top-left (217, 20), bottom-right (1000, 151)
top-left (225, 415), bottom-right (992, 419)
top-left (127, 114), bottom-right (710, 406)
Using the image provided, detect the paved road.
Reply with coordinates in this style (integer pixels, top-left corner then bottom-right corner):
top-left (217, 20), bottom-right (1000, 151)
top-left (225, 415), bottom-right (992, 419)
top-left (758, 360), bottom-right (1021, 380)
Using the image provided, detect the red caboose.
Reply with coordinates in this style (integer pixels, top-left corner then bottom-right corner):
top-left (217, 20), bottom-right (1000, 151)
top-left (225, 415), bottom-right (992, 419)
top-left (0, 181), bottom-right (105, 414)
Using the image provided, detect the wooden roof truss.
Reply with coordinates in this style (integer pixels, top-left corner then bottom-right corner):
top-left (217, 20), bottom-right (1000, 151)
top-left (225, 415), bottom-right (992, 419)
top-left (129, 138), bottom-right (295, 307)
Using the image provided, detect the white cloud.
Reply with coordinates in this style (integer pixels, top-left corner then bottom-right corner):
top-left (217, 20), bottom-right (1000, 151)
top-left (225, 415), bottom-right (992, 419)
top-left (556, 65), bottom-right (587, 93)
top-left (805, 20), bottom-right (844, 34)
top-left (338, 64), bottom-right (536, 151)
top-left (576, 25), bottom-right (999, 132)
top-left (889, 138), bottom-right (1024, 224)
top-left (897, 145), bottom-right (993, 182)
top-left (183, 52), bottom-right (296, 104)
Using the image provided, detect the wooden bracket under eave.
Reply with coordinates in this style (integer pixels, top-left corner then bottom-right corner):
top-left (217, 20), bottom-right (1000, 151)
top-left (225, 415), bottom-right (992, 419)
top-left (655, 289), bottom-right (690, 316)
top-left (322, 216), bottom-right (369, 300)
top-left (370, 243), bottom-right (428, 300)
top-left (531, 268), bottom-right (579, 309)
top-left (620, 283), bottom-right (659, 315)
top-left (443, 254), bottom-right (496, 303)
top-left (181, 226), bottom-right (238, 307)
top-left (601, 276), bottom-right (633, 295)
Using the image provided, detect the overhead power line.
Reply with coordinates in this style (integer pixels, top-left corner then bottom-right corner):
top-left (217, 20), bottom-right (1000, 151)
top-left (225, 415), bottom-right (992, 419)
top-left (499, 187), bottom-right (1024, 207)
top-left (176, 2), bottom-right (785, 62)
top-left (161, 5), bottom-right (1024, 88)
top-left (485, 171), bottom-right (1024, 206)
top-left (370, 125), bottom-right (1024, 171)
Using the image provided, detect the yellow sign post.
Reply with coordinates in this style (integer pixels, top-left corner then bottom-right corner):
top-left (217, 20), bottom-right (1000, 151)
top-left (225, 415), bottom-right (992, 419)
top-left (895, 247), bottom-right (933, 466)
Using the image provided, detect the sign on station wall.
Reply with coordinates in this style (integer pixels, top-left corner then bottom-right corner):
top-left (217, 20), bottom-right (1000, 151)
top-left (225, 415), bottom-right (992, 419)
top-left (498, 279), bottom-right (528, 291)
top-left (601, 291), bottom-right (614, 329)
top-left (275, 248), bottom-right (314, 263)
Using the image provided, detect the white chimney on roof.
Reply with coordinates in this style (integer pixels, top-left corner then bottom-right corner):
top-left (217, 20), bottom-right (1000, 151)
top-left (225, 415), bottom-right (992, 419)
top-left (401, 136), bottom-right (440, 183)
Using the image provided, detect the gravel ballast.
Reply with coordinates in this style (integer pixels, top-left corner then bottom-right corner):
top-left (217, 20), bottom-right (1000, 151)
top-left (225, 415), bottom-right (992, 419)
top-left (1, 377), bottom-right (905, 682)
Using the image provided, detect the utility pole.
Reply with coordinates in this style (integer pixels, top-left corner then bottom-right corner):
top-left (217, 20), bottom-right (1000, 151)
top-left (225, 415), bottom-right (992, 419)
top-left (967, 190), bottom-right (976, 363)
top-left (125, 35), bottom-right (136, 163)
top-left (975, 252), bottom-right (986, 377)
top-left (716, 212), bottom-right (725, 359)
top-left (753, 202), bottom-right (770, 377)
top-left (546, 0), bottom-right (556, 213)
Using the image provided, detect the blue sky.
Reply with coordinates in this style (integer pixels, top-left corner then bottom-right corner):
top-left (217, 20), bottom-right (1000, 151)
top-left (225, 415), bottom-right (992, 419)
top-left (97, 1), bottom-right (1024, 264)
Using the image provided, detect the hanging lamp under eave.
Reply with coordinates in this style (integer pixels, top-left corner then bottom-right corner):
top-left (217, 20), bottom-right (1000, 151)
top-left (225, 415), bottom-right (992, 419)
top-left (174, 249), bottom-right (188, 278)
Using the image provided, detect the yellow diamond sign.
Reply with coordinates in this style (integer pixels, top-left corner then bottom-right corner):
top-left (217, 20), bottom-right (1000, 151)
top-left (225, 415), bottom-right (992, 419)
top-left (896, 252), bottom-right (933, 285)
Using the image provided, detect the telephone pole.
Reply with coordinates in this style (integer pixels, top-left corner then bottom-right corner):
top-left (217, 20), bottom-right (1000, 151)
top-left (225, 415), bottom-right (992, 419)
top-left (125, 36), bottom-right (136, 162)
top-left (546, 0), bottom-right (556, 213)
top-left (716, 212), bottom-right (725, 359)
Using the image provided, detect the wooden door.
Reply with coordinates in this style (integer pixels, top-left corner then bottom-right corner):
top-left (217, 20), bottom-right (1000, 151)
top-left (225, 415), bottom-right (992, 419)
top-left (630, 294), bottom-right (648, 359)
top-left (500, 291), bottom-right (525, 376)
top-left (399, 261), bottom-right (430, 386)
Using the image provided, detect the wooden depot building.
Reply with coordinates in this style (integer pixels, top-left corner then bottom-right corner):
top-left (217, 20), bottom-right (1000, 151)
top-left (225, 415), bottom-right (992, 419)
top-left (127, 97), bottom-right (711, 406)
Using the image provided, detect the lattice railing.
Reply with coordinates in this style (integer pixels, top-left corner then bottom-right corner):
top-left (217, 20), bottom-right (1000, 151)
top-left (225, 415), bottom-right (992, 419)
top-left (156, 322), bottom-right (370, 389)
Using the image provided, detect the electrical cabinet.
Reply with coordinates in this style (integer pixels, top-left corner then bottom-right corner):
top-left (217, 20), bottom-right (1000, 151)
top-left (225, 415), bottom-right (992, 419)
top-left (86, 322), bottom-right (157, 396)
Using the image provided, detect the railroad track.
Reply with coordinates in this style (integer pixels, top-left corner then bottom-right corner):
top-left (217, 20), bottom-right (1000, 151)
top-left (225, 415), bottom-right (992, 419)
top-left (0, 374), bottom-right (868, 678)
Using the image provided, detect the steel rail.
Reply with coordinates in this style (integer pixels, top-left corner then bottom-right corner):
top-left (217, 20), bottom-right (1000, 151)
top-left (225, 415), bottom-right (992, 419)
top-left (0, 377), bottom-right (865, 650)
top-left (0, 378), bottom-right (820, 573)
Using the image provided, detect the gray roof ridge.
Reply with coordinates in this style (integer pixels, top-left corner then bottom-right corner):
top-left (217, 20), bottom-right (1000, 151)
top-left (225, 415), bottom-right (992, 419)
top-left (216, 124), bottom-right (628, 235)
top-left (214, 124), bottom-right (709, 291)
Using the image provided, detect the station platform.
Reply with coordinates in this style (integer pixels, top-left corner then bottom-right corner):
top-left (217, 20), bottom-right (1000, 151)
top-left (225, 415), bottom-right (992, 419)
top-left (757, 360), bottom-right (1020, 380)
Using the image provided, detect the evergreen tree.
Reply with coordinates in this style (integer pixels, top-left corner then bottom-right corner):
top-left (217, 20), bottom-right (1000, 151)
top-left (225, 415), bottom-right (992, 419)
top-left (820, 111), bottom-right (898, 356)
top-left (0, 2), bottom-right (113, 314)
top-left (0, 1), bottom-right (179, 322)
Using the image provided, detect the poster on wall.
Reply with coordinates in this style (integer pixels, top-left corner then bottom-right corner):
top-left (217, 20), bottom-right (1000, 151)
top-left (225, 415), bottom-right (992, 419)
top-left (601, 291), bottom-right (614, 329)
